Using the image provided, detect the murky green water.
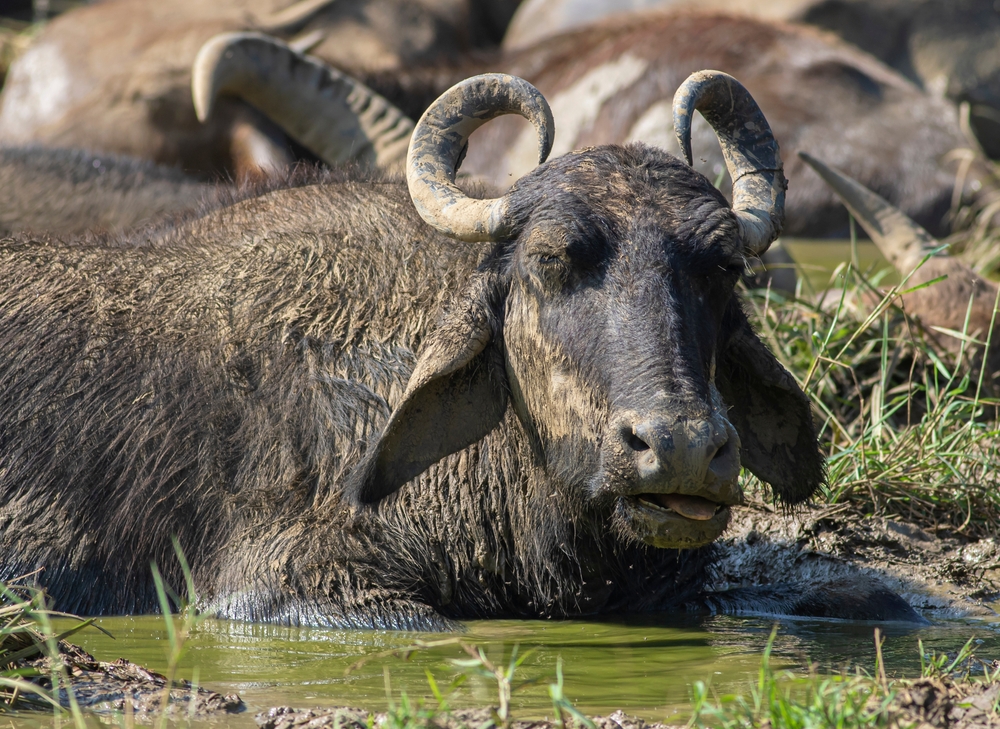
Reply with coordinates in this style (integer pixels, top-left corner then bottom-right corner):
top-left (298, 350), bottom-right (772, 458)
top-left (780, 239), bottom-right (893, 292)
top-left (8, 613), bottom-right (999, 727)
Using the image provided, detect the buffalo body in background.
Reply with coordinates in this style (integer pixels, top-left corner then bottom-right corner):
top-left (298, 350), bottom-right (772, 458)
top-left (0, 147), bottom-right (217, 235)
top-left (0, 0), bottom-right (521, 182)
top-left (504, 0), bottom-right (1000, 159)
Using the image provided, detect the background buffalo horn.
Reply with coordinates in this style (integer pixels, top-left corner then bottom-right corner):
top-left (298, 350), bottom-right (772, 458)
top-left (673, 70), bottom-right (785, 256)
top-left (800, 150), bottom-right (999, 374)
top-left (193, 32), bottom-right (413, 172)
top-left (406, 74), bottom-right (554, 242)
top-left (798, 151), bottom-right (944, 274)
top-left (255, 0), bottom-right (336, 32)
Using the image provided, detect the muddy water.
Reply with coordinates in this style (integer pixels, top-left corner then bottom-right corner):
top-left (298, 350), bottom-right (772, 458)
top-left (9, 613), bottom-right (999, 727)
top-left (779, 239), bottom-right (893, 292)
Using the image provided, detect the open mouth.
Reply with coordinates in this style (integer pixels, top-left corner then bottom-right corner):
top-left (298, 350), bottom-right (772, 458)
top-left (625, 492), bottom-right (732, 549)
top-left (634, 492), bottom-right (725, 521)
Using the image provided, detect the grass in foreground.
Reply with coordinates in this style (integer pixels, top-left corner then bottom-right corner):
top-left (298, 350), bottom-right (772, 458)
top-left (685, 628), bottom-right (1000, 729)
top-left (0, 576), bottom-right (91, 725)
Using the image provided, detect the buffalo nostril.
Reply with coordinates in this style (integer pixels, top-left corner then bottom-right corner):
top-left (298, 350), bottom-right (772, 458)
top-left (626, 429), bottom-right (650, 452)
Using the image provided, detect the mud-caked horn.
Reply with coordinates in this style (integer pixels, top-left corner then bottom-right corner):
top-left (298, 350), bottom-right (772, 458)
top-left (192, 32), bottom-right (413, 171)
top-left (406, 74), bottom-right (554, 242)
top-left (674, 71), bottom-right (785, 256)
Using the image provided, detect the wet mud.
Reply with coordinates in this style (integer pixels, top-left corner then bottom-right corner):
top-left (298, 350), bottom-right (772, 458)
top-left (710, 502), bottom-right (1000, 620)
top-left (257, 706), bottom-right (676, 729)
top-left (13, 639), bottom-right (244, 717)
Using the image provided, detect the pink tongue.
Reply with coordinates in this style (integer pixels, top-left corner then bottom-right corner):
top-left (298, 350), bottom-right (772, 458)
top-left (655, 494), bottom-right (719, 520)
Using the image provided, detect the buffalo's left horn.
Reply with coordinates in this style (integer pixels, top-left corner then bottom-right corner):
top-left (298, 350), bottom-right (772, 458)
top-left (406, 74), bottom-right (554, 242)
top-left (192, 32), bottom-right (413, 171)
top-left (673, 70), bottom-right (785, 256)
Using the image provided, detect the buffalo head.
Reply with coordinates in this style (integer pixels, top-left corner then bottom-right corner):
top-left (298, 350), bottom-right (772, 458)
top-left (345, 72), bottom-right (824, 550)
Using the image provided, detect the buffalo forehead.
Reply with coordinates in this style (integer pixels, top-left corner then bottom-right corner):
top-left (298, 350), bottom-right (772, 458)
top-left (516, 146), bottom-right (733, 252)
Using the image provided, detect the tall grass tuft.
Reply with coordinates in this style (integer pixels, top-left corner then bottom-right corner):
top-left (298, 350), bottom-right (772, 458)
top-left (744, 250), bottom-right (1000, 536)
top-left (687, 628), bottom-right (893, 729)
top-left (151, 536), bottom-right (205, 727)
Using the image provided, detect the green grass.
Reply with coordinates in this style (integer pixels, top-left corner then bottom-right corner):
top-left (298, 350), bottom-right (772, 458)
top-left (687, 629), bottom-right (893, 729)
top-left (743, 247), bottom-right (1000, 537)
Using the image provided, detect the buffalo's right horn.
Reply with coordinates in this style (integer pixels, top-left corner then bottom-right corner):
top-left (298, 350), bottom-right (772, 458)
top-left (406, 74), bottom-right (554, 242)
top-left (674, 71), bottom-right (785, 257)
top-left (192, 32), bottom-right (413, 172)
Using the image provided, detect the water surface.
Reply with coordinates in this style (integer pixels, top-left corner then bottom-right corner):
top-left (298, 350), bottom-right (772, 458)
top-left (9, 613), bottom-right (997, 728)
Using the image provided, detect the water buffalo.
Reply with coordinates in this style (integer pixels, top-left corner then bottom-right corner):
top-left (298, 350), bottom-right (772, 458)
top-left (5, 71), bottom-right (929, 629)
top-left (0, 0), bottom-right (520, 182)
top-left (196, 15), bottom-right (976, 239)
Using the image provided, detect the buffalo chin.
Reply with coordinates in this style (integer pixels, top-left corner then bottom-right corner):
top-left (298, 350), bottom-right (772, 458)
top-left (624, 497), bottom-right (730, 549)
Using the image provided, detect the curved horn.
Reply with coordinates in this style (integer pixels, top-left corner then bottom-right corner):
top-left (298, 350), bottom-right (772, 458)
top-left (255, 0), bottom-right (336, 32)
top-left (406, 74), bottom-right (554, 242)
top-left (192, 32), bottom-right (413, 171)
top-left (798, 151), bottom-right (943, 273)
top-left (673, 70), bottom-right (785, 256)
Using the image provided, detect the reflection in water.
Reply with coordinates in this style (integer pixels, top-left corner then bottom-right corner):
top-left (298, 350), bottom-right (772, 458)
top-left (7, 613), bottom-right (995, 728)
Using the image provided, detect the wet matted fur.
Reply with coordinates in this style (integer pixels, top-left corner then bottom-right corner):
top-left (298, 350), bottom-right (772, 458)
top-left (0, 145), bottom-right (861, 629)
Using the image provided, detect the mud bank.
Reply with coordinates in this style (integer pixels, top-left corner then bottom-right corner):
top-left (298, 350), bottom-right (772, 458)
top-left (258, 707), bottom-right (675, 729)
top-left (256, 682), bottom-right (1000, 729)
top-left (709, 502), bottom-right (1000, 620)
top-left (12, 639), bottom-right (244, 717)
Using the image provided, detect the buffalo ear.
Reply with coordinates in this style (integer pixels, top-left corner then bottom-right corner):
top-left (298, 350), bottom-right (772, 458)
top-left (345, 272), bottom-right (508, 505)
top-left (715, 306), bottom-right (825, 504)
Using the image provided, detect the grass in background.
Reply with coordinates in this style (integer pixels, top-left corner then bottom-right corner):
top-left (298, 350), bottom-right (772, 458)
top-left (744, 247), bottom-right (1000, 537)
top-left (943, 125), bottom-right (1000, 280)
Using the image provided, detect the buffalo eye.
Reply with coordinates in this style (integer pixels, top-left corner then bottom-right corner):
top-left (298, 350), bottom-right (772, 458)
top-left (532, 252), bottom-right (569, 292)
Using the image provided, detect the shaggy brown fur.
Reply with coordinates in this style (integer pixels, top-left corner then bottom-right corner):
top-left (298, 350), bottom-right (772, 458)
top-left (0, 145), bottom-right (916, 629)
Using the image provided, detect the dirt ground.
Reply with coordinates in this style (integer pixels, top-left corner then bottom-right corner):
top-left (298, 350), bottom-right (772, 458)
top-left (708, 501), bottom-right (1000, 620)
